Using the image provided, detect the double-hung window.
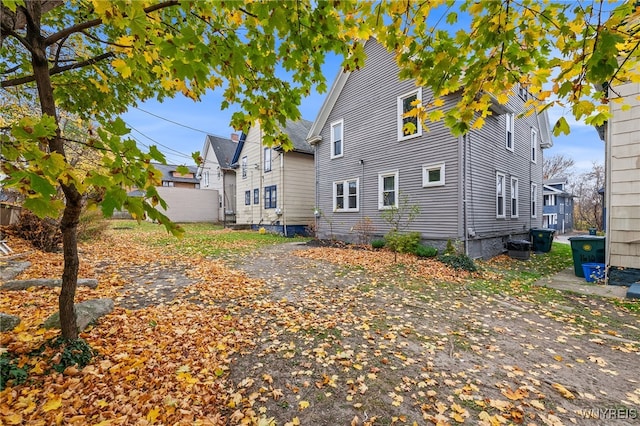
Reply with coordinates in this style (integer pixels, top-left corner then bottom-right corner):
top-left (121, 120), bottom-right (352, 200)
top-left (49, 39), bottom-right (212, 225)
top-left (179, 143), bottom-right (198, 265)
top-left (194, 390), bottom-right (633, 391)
top-left (264, 185), bottom-right (277, 209)
top-left (253, 188), bottom-right (259, 204)
top-left (334, 178), bottom-right (359, 212)
top-left (530, 128), bottom-right (538, 163)
top-left (510, 177), bottom-right (519, 218)
top-left (397, 88), bottom-right (422, 141)
top-left (505, 113), bottom-right (514, 151)
top-left (422, 162), bottom-right (445, 187)
top-left (330, 119), bottom-right (343, 158)
top-left (496, 172), bottom-right (506, 218)
top-left (378, 171), bottom-right (399, 209)
top-left (241, 156), bottom-right (248, 178)
top-left (531, 183), bottom-right (537, 218)
top-left (244, 190), bottom-right (251, 205)
top-left (264, 148), bottom-right (272, 172)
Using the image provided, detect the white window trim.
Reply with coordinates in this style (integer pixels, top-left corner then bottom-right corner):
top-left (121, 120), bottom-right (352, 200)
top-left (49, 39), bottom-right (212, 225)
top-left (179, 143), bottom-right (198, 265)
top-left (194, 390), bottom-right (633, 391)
top-left (505, 112), bottom-right (514, 152)
top-left (530, 127), bottom-right (538, 163)
top-left (397, 88), bottom-right (423, 141)
top-left (333, 178), bottom-right (359, 212)
top-left (330, 119), bottom-right (344, 159)
top-left (264, 147), bottom-right (272, 172)
top-left (531, 183), bottom-right (537, 218)
top-left (422, 162), bottom-right (445, 187)
top-left (241, 156), bottom-right (248, 179)
top-left (510, 177), bottom-right (519, 218)
top-left (378, 170), bottom-right (399, 210)
top-left (496, 171), bottom-right (506, 219)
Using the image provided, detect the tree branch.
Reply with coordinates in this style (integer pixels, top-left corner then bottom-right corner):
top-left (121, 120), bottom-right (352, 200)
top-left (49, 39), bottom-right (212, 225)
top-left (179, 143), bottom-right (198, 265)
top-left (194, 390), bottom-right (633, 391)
top-left (44, 0), bottom-right (180, 46)
top-left (1, 52), bottom-right (114, 88)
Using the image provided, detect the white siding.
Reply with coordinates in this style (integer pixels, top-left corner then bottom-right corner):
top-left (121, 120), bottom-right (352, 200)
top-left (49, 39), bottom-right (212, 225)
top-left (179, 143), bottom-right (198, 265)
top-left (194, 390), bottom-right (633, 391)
top-left (235, 122), bottom-right (315, 228)
top-left (606, 81), bottom-right (640, 271)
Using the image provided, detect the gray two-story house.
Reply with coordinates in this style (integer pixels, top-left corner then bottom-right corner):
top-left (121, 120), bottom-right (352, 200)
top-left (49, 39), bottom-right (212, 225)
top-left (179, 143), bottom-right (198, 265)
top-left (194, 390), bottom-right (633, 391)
top-left (542, 177), bottom-right (574, 233)
top-left (307, 39), bottom-right (552, 259)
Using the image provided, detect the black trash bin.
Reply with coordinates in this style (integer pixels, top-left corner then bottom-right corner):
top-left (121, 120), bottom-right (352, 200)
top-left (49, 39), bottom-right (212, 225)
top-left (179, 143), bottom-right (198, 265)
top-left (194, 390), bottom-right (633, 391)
top-left (530, 228), bottom-right (555, 253)
top-left (569, 236), bottom-right (606, 278)
top-left (507, 239), bottom-right (532, 260)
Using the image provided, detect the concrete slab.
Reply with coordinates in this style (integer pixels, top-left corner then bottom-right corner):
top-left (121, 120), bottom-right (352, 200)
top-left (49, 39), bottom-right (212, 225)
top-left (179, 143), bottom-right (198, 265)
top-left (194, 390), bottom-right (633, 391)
top-left (627, 283), bottom-right (640, 300)
top-left (534, 267), bottom-right (628, 299)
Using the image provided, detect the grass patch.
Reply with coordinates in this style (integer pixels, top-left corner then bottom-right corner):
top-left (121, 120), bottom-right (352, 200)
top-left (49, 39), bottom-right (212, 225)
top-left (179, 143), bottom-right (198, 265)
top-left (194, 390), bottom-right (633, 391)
top-left (108, 220), bottom-right (310, 257)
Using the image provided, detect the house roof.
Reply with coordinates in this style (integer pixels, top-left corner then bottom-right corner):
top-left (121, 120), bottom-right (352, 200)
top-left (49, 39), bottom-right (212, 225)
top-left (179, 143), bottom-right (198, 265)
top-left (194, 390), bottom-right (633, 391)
top-left (203, 134), bottom-right (239, 169)
top-left (152, 163), bottom-right (200, 184)
top-left (306, 67), bottom-right (352, 144)
top-left (279, 119), bottom-right (314, 154)
top-left (544, 176), bottom-right (569, 186)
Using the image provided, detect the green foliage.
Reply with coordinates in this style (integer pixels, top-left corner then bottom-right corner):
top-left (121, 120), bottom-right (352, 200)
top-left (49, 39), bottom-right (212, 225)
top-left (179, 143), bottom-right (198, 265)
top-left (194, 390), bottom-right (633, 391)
top-left (380, 194), bottom-right (420, 233)
top-left (385, 231), bottom-right (421, 254)
top-left (414, 244), bottom-right (438, 258)
top-left (438, 253), bottom-right (477, 272)
top-left (50, 337), bottom-right (96, 373)
top-left (0, 352), bottom-right (28, 391)
top-left (371, 239), bottom-right (386, 249)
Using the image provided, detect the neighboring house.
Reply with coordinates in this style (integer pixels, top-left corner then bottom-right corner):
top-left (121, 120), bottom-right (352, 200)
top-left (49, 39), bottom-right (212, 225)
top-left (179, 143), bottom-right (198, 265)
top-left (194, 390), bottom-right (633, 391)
top-left (233, 119), bottom-right (314, 236)
top-left (197, 133), bottom-right (240, 224)
top-left (154, 163), bottom-right (201, 188)
top-left (135, 163), bottom-right (218, 223)
top-left (601, 80), bottom-right (640, 286)
top-left (306, 39), bottom-right (552, 259)
top-left (542, 177), bottom-right (574, 233)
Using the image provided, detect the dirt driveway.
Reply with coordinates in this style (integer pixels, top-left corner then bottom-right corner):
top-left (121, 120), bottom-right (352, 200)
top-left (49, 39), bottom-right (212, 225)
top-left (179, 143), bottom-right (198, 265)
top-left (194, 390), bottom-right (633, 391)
top-left (2, 234), bottom-right (639, 425)
top-left (220, 242), bottom-right (640, 425)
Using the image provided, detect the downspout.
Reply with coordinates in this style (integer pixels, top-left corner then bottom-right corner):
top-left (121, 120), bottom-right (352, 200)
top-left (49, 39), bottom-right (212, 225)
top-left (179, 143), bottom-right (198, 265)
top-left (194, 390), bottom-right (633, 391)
top-left (281, 151), bottom-right (287, 237)
top-left (463, 133), bottom-right (469, 256)
top-left (314, 143), bottom-right (319, 237)
top-left (222, 171), bottom-right (226, 228)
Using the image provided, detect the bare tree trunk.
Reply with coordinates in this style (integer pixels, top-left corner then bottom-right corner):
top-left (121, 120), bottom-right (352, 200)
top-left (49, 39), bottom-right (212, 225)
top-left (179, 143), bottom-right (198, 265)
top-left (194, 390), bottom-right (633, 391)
top-left (25, 1), bottom-right (81, 340)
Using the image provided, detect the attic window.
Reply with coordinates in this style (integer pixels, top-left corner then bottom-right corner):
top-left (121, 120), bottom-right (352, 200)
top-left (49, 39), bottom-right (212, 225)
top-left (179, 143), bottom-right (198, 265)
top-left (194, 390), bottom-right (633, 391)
top-left (397, 88), bottom-right (422, 141)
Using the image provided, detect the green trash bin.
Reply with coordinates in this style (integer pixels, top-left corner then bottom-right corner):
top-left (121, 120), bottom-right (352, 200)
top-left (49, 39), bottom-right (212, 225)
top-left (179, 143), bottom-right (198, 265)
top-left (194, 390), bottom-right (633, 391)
top-left (530, 228), bottom-right (555, 253)
top-left (569, 236), bottom-right (606, 278)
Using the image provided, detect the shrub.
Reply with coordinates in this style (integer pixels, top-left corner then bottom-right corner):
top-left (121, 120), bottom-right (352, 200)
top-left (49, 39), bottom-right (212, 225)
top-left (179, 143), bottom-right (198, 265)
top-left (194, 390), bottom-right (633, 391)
top-left (414, 244), bottom-right (438, 258)
top-left (50, 337), bottom-right (96, 373)
top-left (438, 252), bottom-right (477, 272)
top-left (385, 231), bottom-right (421, 254)
top-left (371, 239), bottom-right (386, 249)
top-left (77, 208), bottom-right (109, 242)
top-left (0, 352), bottom-right (28, 390)
top-left (9, 209), bottom-right (61, 252)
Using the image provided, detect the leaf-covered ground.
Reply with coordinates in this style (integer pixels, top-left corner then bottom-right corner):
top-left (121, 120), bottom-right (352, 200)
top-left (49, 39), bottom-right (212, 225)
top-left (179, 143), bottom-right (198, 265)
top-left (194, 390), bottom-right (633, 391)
top-left (1, 224), bottom-right (639, 425)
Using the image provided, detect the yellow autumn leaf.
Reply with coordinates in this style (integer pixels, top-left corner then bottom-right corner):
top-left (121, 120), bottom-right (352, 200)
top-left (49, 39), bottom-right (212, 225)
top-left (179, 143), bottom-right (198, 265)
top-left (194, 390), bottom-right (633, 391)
top-left (3, 413), bottom-right (23, 425)
top-left (552, 383), bottom-right (575, 399)
top-left (42, 394), bottom-right (62, 412)
top-left (146, 407), bottom-right (160, 423)
top-left (299, 400), bottom-right (310, 410)
top-left (111, 58), bottom-right (132, 78)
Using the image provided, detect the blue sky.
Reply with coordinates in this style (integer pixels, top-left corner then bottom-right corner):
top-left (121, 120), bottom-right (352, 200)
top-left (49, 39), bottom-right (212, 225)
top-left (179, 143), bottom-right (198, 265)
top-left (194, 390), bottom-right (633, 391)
top-left (120, 55), bottom-right (605, 178)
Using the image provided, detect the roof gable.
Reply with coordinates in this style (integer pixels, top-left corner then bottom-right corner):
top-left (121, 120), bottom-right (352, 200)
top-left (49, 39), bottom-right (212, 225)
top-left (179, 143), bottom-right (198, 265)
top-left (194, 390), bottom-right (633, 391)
top-left (204, 135), bottom-right (238, 169)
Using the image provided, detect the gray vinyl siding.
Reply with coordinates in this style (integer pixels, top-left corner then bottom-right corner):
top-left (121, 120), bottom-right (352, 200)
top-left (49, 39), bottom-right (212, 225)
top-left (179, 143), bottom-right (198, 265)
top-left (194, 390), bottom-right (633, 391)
top-left (315, 41), bottom-right (461, 243)
top-left (314, 40), bottom-right (546, 257)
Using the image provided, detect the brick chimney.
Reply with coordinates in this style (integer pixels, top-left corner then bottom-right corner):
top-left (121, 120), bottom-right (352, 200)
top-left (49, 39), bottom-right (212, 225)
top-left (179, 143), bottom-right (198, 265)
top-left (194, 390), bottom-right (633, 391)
top-left (231, 133), bottom-right (239, 142)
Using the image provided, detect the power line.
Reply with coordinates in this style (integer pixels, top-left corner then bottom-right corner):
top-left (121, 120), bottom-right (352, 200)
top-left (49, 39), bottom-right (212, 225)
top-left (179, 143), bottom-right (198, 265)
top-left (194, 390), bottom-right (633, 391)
top-left (123, 121), bottom-right (195, 162)
top-left (133, 106), bottom-right (235, 140)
